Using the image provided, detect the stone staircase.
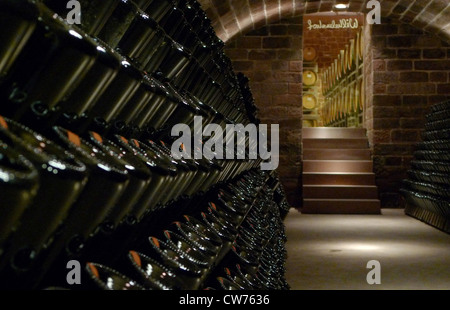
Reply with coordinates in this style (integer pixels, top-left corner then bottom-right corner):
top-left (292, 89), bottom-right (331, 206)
top-left (302, 127), bottom-right (381, 214)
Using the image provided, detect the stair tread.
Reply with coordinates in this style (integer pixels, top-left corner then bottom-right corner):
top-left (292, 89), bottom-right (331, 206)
top-left (304, 198), bottom-right (380, 201)
top-left (303, 138), bottom-right (368, 140)
top-left (303, 149), bottom-right (372, 160)
top-left (302, 128), bottom-right (379, 213)
top-left (303, 160), bottom-right (373, 162)
top-left (304, 185), bottom-right (378, 188)
top-left (303, 148), bottom-right (372, 151)
top-left (303, 138), bottom-right (369, 149)
top-left (302, 128), bottom-right (367, 139)
top-left (303, 172), bottom-right (375, 175)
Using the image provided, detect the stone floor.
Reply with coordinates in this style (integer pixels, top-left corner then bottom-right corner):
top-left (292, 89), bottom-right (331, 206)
top-left (284, 208), bottom-right (450, 290)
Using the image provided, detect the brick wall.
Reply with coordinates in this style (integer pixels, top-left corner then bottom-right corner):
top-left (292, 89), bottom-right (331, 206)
top-left (224, 15), bottom-right (450, 209)
top-left (225, 17), bottom-right (303, 207)
top-left (370, 18), bottom-right (450, 207)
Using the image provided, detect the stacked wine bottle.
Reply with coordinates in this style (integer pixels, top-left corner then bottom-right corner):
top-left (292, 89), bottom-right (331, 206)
top-left (0, 0), bottom-right (290, 290)
top-left (401, 99), bottom-right (450, 234)
top-left (77, 169), bottom-right (290, 290)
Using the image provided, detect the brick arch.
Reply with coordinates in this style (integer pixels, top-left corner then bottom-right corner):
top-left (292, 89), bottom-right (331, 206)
top-left (198, 0), bottom-right (450, 43)
top-left (201, 1), bottom-right (450, 209)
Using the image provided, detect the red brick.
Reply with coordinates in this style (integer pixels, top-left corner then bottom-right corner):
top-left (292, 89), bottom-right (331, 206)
top-left (289, 61), bottom-right (302, 72)
top-left (428, 95), bottom-right (449, 105)
top-left (391, 130), bottom-right (420, 142)
top-left (273, 72), bottom-right (302, 83)
top-left (422, 48), bottom-right (447, 59)
top-left (373, 143), bottom-right (416, 156)
top-left (437, 83), bottom-right (450, 94)
top-left (374, 72), bottom-right (399, 84)
top-left (225, 48), bottom-right (249, 60)
top-left (399, 72), bottom-right (429, 82)
top-left (289, 83), bottom-right (302, 94)
top-left (273, 94), bottom-right (302, 106)
top-left (250, 71), bottom-right (273, 82)
top-left (269, 25), bottom-right (288, 35)
top-left (373, 95), bottom-right (401, 106)
top-left (387, 35), bottom-right (414, 48)
top-left (260, 83), bottom-right (289, 95)
top-left (373, 84), bottom-right (387, 94)
top-left (272, 61), bottom-right (289, 71)
top-left (384, 156), bottom-right (404, 166)
top-left (387, 83), bottom-right (436, 94)
top-left (248, 50), bottom-right (277, 60)
top-left (253, 60), bottom-right (273, 71)
top-left (279, 118), bottom-right (303, 129)
top-left (397, 24), bottom-right (424, 35)
top-left (277, 49), bottom-right (302, 60)
top-left (263, 37), bottom-right (292, 49)
top-left (413, 35), bottom-right (443, 48)
top-left (387, 60), bottom-right (413, 71)
top-left (373, 59), bottom-right (386, 71)
top-left (373, 118), bottom-right (400, 129)
top-left (402, 95), bottom-right (428, 106)
top-left (397, 49), bottom-right (421, 59)
top-left (232, 61), bottom-right (254, 71)
top-left (373, 130), bottom-right (391, 144)
top-left (430, 72), bottom-right (448, 82)
top-left (373, 48), bottom-right (397, 59)
top-left (400, 118), bottom-right (426, 129)
top-left (246, 27), bottom-right (269, 36)
top-left (236, 37), bottom-right (262, 49)
top-left (415, 60), bottom-right (450, 70)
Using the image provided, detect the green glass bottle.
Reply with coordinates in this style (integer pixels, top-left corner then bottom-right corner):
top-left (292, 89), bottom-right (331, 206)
top-left (0, 116), bottom-right (87, 275)
top-left (0, 140), bottom-right (39, 255)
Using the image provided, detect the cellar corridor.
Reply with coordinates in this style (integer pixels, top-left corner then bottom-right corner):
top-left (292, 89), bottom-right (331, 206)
top-left (1, 0), bottom-right (449, 293)
top-left (284, 208), bottom-right (450, 290)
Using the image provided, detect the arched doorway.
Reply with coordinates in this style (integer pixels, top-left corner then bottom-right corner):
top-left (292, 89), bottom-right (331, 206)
top-left (301, 12), bottom-right (366, 129)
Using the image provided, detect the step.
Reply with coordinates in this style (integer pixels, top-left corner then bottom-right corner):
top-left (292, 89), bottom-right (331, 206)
top-left (303, 149), bottom-right (372, 160)
top-left (302, 127), bottom-right (367, 139)
top-left (303, 160), bottom-right (373, 173)
top-left (303, 185), bottom-right (379, 199)
top-left (301, 199), bottom-right (381, 214)
top-left (302, 172), bottom-right (376, 185)
top-left (303, 138), bottom-right (369, 149)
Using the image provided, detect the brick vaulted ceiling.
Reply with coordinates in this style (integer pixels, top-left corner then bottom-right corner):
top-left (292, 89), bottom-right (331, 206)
top-left (198, 0), bottom-right (450, 43)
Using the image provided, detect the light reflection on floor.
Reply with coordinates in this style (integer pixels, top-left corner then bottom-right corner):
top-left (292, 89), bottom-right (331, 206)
top-left (284, 209), bottom-right (450, 290)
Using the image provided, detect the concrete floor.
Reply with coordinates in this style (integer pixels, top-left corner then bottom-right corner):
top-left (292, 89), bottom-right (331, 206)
top-left (284, 208), bottom-right (450, 290)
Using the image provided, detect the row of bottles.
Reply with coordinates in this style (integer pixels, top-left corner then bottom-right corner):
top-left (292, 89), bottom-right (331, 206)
top-left (0, 0), bottom-right (248, 140)
top-left (0, 115), bottom-right (265, 289)
top-left (53, 169), bottom-right (289, 290)
top-left (401, 99), bottom-right (450, 234)
top-left (0, 0), bottom-right (291, 289)
top-left (321, 27), bottom-right (364, 128)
